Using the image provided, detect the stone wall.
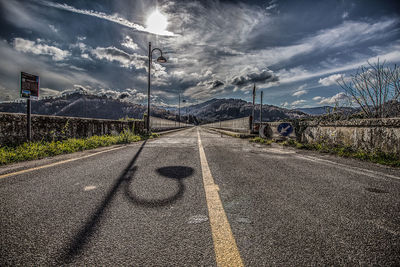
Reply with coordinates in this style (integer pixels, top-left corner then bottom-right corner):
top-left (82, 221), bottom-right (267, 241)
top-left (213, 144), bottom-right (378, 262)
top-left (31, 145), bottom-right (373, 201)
top-left (299, 118), bottom-right (400, 154)
top-left (0, 112), bottom-right (145, 145)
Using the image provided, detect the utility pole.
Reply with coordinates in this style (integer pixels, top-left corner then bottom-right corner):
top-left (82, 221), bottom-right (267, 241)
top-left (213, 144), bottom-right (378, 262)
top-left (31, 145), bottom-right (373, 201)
top-left (252, 83), bottom-right (256, 131)
top-left (178, 93), bottom-right (181, 127)
top-left (260, 91), bottom-right (263, 124)
top-left (27, 97), bottom-right (31, 141)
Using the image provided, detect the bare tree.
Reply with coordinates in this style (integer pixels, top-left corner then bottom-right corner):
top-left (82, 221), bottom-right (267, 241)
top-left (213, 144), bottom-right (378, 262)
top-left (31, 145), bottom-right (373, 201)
top-left (337, 60), bottom-right (400, 118)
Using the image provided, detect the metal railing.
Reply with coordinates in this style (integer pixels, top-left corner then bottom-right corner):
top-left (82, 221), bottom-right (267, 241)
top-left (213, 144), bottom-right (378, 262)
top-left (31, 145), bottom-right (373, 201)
top-left (150, 116), bottom-right (192, 132)
top-left (202, 116), bottom-right (251, 133)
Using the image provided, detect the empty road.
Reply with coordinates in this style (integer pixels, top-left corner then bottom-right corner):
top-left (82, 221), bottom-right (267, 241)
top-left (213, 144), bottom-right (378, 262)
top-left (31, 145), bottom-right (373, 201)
top-left (1, 127), bottom-right (399, 266)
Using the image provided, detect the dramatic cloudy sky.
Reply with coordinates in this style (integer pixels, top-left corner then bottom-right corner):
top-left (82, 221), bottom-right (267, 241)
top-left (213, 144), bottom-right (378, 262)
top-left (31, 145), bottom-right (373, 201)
top-left (0, 0), bottom-right (399, 108)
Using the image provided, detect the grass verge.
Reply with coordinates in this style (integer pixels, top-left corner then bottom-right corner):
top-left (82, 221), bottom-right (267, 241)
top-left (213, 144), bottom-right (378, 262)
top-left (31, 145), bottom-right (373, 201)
top-left (249, 137), bottom-right (273, 145)
top-left (249, 137), bottom-right (399, 167)
top-left (0, 130), bottom-right (158, 166)
top-left (281, 139), bottom-right (400, 167)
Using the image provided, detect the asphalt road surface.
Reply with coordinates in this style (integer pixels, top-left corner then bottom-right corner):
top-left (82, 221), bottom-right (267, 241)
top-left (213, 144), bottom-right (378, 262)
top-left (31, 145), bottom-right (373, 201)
top-left (1, 127), bottom-right (399, 266)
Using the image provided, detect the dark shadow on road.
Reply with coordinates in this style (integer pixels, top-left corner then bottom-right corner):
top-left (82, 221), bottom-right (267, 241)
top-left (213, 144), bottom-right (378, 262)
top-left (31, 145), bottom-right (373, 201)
top-left (124, 166), bottom-right (194, 207)
top-left (58, 140), bottom-right (147, 264)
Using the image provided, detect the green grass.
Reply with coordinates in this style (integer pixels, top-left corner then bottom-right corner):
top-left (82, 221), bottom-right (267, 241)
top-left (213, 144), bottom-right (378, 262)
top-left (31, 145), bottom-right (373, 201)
top-left (0, 130), bottom-right (157, 166)
top-left (280, 139), bottom-right (400, 167)
top-left (249, 137), bottom-right (273, 145)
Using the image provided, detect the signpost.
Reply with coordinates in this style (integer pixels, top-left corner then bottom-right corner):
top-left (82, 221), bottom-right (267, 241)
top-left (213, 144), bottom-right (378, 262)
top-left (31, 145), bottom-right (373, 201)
top-left (20, 72), bottom-right (39, 141)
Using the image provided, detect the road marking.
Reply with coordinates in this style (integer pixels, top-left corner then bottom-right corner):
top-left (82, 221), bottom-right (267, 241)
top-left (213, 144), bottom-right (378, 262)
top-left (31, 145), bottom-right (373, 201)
top-left (84, 185), bottom-right (97, 191)
top-left (197, 129), bottom-right (244, 267)
top-left (296, 154), bottom-right (400, 181)
top-left (0, 145), bottom-right (128, 180)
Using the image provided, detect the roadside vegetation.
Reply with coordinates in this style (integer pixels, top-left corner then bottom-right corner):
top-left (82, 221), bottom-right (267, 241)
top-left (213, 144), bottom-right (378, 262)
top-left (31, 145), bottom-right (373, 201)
top-left (250, 137), bottom-right (400, 167)
top-left (0, 130), bottom-right (158, 166)
top-left (250, 137), bottom-right (273, 145)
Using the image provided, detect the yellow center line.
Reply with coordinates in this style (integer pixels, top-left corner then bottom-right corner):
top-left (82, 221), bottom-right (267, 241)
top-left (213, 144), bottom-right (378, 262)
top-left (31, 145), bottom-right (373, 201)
top-left (197, 129), bottom-right (244, 267)
top-left (0, 145), bottom-right (129, 180)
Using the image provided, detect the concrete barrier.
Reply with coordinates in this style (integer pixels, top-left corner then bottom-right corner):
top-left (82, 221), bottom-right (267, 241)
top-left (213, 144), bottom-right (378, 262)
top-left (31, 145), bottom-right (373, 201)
top-left (299, 117), bottom-right (400, 154)
top-left (0, 112), bottom-right (145, 145)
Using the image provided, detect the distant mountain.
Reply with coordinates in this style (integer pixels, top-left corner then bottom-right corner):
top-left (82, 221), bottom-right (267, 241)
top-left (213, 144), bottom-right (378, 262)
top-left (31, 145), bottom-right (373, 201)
top-left (184, 98), bottom-right (307, 123)
top-left (0, 92), bottom-right (178, 121)
top-left (7, 94), bottom-right (374, 124)
top-left (295, 106), bottom-right (358, 116)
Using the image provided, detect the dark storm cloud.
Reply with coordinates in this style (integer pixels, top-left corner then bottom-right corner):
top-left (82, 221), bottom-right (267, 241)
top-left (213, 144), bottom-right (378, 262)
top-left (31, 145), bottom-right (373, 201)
top-left (231, 69), bottom-right (278, 87)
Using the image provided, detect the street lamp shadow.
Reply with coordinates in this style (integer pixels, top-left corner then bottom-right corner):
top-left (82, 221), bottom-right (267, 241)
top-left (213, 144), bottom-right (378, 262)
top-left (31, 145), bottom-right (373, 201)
top-left (124, 166), bottom-right (194, 208)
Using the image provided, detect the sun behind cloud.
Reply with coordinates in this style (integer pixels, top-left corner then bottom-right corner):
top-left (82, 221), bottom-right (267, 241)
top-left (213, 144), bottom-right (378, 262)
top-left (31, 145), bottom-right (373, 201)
top-left (146, 9), bottom-right (170, 35)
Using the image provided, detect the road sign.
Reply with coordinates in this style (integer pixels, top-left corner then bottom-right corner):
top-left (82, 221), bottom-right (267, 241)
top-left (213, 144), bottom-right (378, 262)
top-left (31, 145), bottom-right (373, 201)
top-left (277, 123), bottom-right (293, 136)
top-left (21, 72), bottom-right (39, 98)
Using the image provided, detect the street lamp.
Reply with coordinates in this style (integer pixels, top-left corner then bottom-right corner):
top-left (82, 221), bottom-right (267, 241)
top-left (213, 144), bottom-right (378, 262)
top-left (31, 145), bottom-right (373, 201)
top-left (147, 41), bottom-right (167, 132)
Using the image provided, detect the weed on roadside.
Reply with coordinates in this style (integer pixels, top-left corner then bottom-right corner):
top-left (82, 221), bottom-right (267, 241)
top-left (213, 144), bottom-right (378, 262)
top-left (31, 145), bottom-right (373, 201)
top-left (250, 137), bottom-right (273, 145)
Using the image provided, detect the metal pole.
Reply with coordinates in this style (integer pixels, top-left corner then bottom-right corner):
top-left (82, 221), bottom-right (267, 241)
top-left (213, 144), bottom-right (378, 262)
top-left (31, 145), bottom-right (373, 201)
top-left (178, 93), bottom-right (180, 127)
top-left (147, 42), bottom-right (151, 132)
top-left (27, 97), bottom-right (31, 141)
top-left (252, 83), bottom-right (256, 131)
top-left (260, 91), bottom-right (263, 124)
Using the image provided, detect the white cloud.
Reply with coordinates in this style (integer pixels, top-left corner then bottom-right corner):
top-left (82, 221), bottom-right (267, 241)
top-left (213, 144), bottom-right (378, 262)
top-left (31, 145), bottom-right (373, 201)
top-left (318, 92), bottom-right (348, 105)
top-left (292, 90), bottom-right (307, 97)
top-left (292, 84), bottom-right (308, 96)
top-left (40, 87), bottom-right (61, 97)
top-left (318, 74), bottom-right (343, 86)
top-left (183, 79), bottom-right (226, 100)
top-left (90, 46), bottom-right (146, 69)
top-left (291, 99), bottom-right (306, 106)
top-left (0, 40), bottom-right (106, 99)
top-left (13, 38), bottom-right (70, 61)
top-left (342, 12), bottom-right (349, 19)
top-left (40, 1), bottom-right (175, 36)
top-left (312, 96), bottom-right (322, 101)
top-left (225, 18), bottom-right (398, 75)
top-left (121, 36), bottom-right (139, 50)
top-left (281, 101), bottom-right (289, 107)
top-left (277, 43), bottom-right (400, 85)
top-left (49, 24), bottom-right (58, 33)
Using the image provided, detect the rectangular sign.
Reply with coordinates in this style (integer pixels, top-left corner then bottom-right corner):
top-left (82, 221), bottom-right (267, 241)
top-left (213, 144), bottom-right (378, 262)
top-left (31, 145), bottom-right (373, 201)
top-left (21, 72), bottom-right (39, 98)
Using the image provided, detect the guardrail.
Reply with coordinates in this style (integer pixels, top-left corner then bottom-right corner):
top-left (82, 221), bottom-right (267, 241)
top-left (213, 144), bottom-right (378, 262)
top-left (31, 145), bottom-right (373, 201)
top-left (150, 116), bottom-right (192, 132)
top-left (202, 116), bottom-right (251, 133)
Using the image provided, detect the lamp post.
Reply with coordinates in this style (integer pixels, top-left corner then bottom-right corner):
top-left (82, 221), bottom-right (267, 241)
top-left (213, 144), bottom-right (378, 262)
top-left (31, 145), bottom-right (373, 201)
top-left (147, 41), bottom-right (167, 132)
top-left (260, 91), bottom-right (263, 124)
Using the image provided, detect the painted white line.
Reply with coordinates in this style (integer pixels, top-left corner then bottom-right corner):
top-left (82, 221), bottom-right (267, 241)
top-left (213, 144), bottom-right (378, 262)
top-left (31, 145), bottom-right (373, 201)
top-left (296, 154), bottom-right (400, 181)
top-left (0, 145), bottom-right (131, 180)
top-left (197, 129), bottom-right (244, 267)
